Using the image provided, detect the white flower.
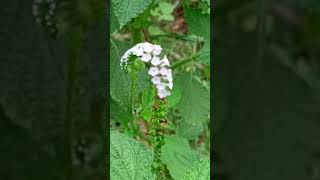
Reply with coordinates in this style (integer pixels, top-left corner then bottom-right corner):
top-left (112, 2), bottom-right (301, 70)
top-left (151, 76), bottom-right (161, 85)
top-left (159, 67), bottom-right (171, 76)
top-left (158, 89), bottom-right (171, 98)
top-left (141, 53), bottom-right (152, 62)
top-left (148, 67), bottom-right (159, 76)
top-left (167, 81), bottom-right (173, 89)
top-left (153, 45), bottom-right (162, 55)
top-left (121, 51), bottom-right (131, 62)
top-left (132, 47), bottom-right (144, 56)
top-left (151, 56), bottom-right (161, 66)
top-left (160, 55), bottom-right (170, 67)
top-left (142, 42), bottom-right (153, 53)
top-left (162, 74), bottom-right (173, 82)
top-left (156, 83), bottom-right (166, 91)
top-left (119, 42), bottom-right (173, 98)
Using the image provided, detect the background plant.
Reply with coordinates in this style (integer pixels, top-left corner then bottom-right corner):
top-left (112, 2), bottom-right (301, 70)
top-left (110, 0), bottom-right (210, 179)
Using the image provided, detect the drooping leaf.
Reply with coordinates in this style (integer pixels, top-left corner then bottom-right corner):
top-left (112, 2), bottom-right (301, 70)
top-left (111, 0), bottom-right (152, 29)
top-left (176, 74), bottom-right (210, 125)
top-left (161, 135), bottom-right (201, 180)
top-left (181, 158), bottom-right (210, 180)
top-left (110, 130), bottom-right (155, 180)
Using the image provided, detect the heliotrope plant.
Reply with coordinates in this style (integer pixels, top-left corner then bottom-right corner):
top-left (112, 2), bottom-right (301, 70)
top-left (120, 42), bottom-right (173, 179)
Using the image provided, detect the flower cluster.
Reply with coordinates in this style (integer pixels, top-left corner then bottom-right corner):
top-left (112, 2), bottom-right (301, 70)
top-left (32, 0), bottom-right (57, 34)
top-left (120, 42), bottom-right (173, 98)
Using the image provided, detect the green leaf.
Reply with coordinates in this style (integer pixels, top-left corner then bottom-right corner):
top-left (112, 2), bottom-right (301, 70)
top-left (148, 25), bottom-right (166, 36)
top-left (167, 85), bottom-right (182, 108)
top-left (201, 0), bottom-right (210, 6)
top-left (177, 122), bottom-right (205, 140)
top-left (184, 8), bottom-right (210, 64)
top-left (161, 135), bottom-right (201, 179)
top-left (112, 0), bottom-right (152, 29)
top-left (176, 74), bottom-right (210, 125)
top-left (110, 39), bottom-right (132, 109)
top-left (110, 98), bottom-right (131, 124)
top-left (110, 130), bottom-right (156, 180)
top-left (181, 158), bottom-right (210, 180)
top-left (159, 14), bottom-right (175, 21)
top-left (110, 7), bottom-right (119, 33)
top-left (159, 2), bottom-right (175, 14)
top-left (141, 88), bottom-right (154, 121)
top-left (136, 68), bottom-right (151, 94)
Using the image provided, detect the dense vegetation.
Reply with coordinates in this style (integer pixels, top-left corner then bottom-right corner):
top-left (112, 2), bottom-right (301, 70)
top-left (110, 0), bottom-right (210, 179)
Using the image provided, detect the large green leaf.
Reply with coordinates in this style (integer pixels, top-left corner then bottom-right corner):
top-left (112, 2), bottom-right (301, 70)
top-left (110, 7), bottom-right (119, 34)
top-left (110, 39), bottom-right (132, 109)
top-left (167, 84), bottom-right (182, 108)
top-left (181, 158), bottom-right (210, 180)
top-left (177, 122), bottom-right (205, 140)
top-left (111, 0), bottom-right (152, 29)
top-left (176, 74), bottom-right (210, 125)
top-left (161, 135), bottom-right (201, 180)
top-left (110, 130), bottom-right (155, 180)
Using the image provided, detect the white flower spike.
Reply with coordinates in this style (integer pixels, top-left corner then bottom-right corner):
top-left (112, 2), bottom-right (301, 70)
top-left (151, 76), bottom-right (161, 85)
top-left (151, 56), bottom-right (161, 66)
top-left (148, 67), bottom-right (160, 76)
top-left (120, 42), bottom-right (173, 98)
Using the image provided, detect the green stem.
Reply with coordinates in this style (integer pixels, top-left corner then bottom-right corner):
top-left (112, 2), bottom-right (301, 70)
top-left (171, 54), bottom-right (199, 69)
top-left (151, 33), bottom-right (200, 42)
top-left (149, 98), bottom-right (171, 179)
top-left (130, 72), bottom-right (136, 135)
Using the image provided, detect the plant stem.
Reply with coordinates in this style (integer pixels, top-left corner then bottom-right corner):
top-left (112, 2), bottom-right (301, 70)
top-left (149, 98), bottom-right (171, 179)
top-left (171, 54), bottom-right (199, 69)
top-left (151, 33), bottom-right (199, 42)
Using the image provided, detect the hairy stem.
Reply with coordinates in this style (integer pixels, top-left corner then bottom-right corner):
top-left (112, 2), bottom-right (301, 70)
top-left (149, 97), bottom-right (171, 179)
top-left (171, 54), bottom-right (199, 69)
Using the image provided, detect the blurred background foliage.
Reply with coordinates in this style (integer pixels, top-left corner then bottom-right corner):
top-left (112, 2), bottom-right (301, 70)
top-left (214, 0), bottom-right (320, 179)
top-left (1, 0), bottom-right (106, 179)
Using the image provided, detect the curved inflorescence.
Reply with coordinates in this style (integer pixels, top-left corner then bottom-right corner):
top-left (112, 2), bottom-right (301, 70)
top-left (32, 0), bottom-right (57, 36)
top-left (120, 42), bottom-right (173, 99)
